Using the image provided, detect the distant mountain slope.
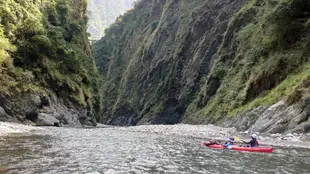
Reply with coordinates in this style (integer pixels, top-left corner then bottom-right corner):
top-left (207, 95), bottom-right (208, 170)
top-left (87, 0), bottom-right (136, 40)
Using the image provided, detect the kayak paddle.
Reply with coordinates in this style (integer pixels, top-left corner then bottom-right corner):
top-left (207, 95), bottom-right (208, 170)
top-left (233, 136), bottom-right (241, 142)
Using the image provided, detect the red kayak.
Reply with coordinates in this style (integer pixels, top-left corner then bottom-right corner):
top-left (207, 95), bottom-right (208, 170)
top-left (202, 142), bottom-right (273, 153)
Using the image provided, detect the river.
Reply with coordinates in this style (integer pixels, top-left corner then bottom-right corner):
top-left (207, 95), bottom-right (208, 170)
top-left (0, 126), bottom-right (310, 174)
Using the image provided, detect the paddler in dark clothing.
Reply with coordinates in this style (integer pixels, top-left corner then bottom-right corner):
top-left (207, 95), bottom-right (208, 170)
top-left (204, 140), bottom-right (219, 146)
top-left (205, 137), bottom-right (234, 147)
top-left (242, 134), bottom-right (259, 147)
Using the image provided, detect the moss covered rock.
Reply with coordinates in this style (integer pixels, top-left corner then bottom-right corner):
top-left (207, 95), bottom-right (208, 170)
top-left (0, 0), bottom-right (102, 125)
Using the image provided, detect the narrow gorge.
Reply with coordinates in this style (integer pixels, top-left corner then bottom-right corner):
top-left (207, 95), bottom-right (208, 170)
top-left (1, 1), bottom-right (310, 173)
top-left (93, 0), bottom-right (310, 137)
top-left (1, 0), bottom-right (310, 138)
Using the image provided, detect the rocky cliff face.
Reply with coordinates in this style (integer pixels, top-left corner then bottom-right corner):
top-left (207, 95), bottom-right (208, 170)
top-left (87, 0), bottom-right (136, 40)
top-left (0, 0), bottom-right (101, 126)
top-left (93, 0), bottom-right (310, 134)
top-left (93, 0), bottom-right (248, 125)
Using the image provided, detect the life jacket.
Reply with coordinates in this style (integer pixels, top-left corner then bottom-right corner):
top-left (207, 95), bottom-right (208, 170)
top-left (224, 142), bottom-right (233, 149)
top-left (250, 138), bottom-right (259, 147)
top-left (255, 139), bottom-right (259, 147)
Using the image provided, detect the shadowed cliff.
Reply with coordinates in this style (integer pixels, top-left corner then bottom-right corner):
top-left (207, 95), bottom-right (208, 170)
top-left (0, 0), bottom-right (101, 126)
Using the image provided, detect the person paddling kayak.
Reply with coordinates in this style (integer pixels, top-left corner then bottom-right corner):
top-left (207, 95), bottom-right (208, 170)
top-left (242, 134), bottom-right (259, 147)
top-left (205, 136), bottom-right (234, 147)
top-left (224, 137), bottom-right (235, 149)
top-left (204, 140), bottom-right (219, 146)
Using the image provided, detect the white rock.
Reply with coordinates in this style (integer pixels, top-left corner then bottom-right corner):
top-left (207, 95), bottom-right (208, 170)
top-left (271, 133), bottom-right (282, 137)
top-left (286, 133), bottom-right (293, 137)
top-left (105, 169), bottom-right (117, 174)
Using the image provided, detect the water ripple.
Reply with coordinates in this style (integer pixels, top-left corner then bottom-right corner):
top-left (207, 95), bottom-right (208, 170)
top-left (0, 127), bottom-right (309, 174)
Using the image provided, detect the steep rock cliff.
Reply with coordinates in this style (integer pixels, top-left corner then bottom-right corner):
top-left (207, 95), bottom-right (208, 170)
top-left (0, 0), bottom-right (101, 126)
top-left (93, 0), bottom-right (247, 125)
top-left (87, 0), bottom-right (136, 40)
top-left (94, 0), bottom-right (310, 134)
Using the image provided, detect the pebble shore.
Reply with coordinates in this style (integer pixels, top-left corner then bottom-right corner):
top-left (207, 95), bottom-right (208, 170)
top-left (116, 124), bottom-right (310, 149)
top-left (0, 122), bottom-right (41, 136)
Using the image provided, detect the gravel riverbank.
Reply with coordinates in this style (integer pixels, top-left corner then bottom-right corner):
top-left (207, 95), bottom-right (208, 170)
top-left (116, 124), bottom-right (310, 149)
top-left (0, 122), bottom-right (42, 136)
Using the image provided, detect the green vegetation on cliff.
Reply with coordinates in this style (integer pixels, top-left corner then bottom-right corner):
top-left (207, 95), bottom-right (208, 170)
top-left (93, 0), bottom-right (310, 125)
top-left (0, 0), bottom-right (101, 120)
top-left (190, 0), bottom-right (310, 123)
top-left (87, 0), bottom-right (136, 40)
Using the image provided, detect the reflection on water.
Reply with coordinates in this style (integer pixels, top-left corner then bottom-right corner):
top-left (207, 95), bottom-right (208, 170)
top-left (0, 127), bottom-right (310, 174)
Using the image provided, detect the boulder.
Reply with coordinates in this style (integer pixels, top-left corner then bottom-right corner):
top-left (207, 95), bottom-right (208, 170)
top-left (304, 123), bottom-right (310, 133)
top-left (36, 113), bottom-right (59, 126)
top-left (40, 106), bottom-right (56, 114)
top-left (242, 131), bottom-right (249, 134)
top-left (40, 96), bottom-right (50, 107)
top-left (301, 133), bottom-right (310, 141)
top-left (30, 95), bottom-right (42, 108)
top-left (270, 133), bottom-right (281, 137)
top-left (286, 133), bottom-right (293, 137)
top-left (0, 107), bottom-right (9, 121)
top-left (221, 106), bottom-right (267, 131)
top-left (248, 101), bottom-right (287, 133)
top-left (52, 112), bottom-right (61, 120)
top-left (26, 110), bottom-right (39, 122)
